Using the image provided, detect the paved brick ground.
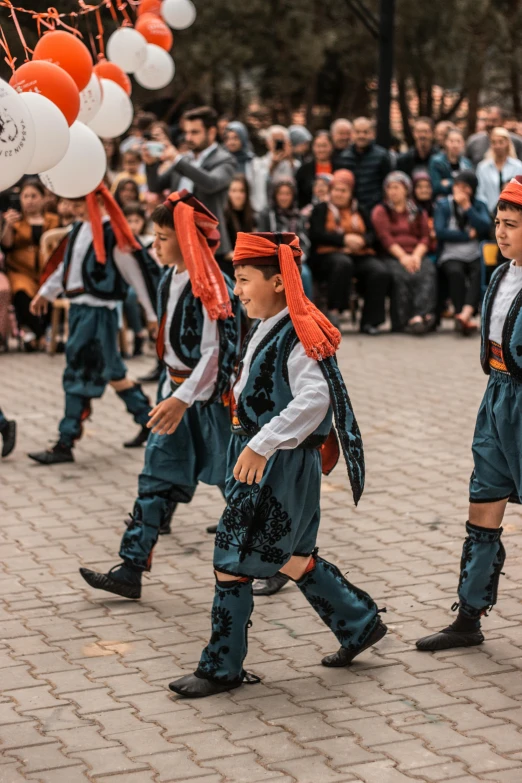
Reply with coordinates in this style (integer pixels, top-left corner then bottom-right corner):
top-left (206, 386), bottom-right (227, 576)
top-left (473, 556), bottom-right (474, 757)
top-left (1, 326), bottom-right (522, 783)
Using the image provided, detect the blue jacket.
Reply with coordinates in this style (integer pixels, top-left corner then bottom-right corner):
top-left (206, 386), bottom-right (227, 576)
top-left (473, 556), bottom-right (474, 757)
top-left (434, 196), bottom-right (491, 249)
top-left (429, 152), bottom-right (474, 197)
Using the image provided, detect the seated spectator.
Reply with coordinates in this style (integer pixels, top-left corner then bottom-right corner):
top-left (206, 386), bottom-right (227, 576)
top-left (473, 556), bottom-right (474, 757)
top-left (257, 177), bottom-right (313, 299)
top-left (295, 131), bottom-right (334, 209)
top-left (330, 118), bottom-right (353, 168)
top-left (429, 129), bottom-right (473, 198)
top-left (111, 150), bottom-right (147, 196)
top-left (434, 171), bottom-right (491, 335)
top-left (0, 246), bottom-right (10, 351)
top-left (223, 174), bottom-right (255, 274)
top-left (309, 169), bottom-right (390, 333)
top-left (476, 127), bottom-right (522, 216)
top-left (301, 173), bottom-right (332, 222)
top-left (40, 197), bottom-right (77, 267)
top-left (289, 125), bottom-right (313, 162)
top-left (250, 125), bottom-right (300, 213)
top-left (396, 117), bottom-right (437, 178)
top-left (114, 178), bottom-right (141, 210)
top-left (338, 117), bottom-right (392, 211)
top-left (466, 105), bottom-right (522, 165)
top-left (413, 172), bottom-right (437, 254)
top-left (224, 122), bottom-right (255, 191)
top-left (0, 180), bottom-right (60, 349)
top-left (372, 172), bottom-right (436, 334)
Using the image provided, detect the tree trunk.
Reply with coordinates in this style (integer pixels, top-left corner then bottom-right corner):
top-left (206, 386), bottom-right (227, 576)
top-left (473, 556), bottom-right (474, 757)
top-left (397, 74), bottom-right (413, 145)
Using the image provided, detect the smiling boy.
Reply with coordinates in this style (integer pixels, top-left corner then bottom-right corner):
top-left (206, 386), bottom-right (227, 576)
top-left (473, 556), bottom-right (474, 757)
top-left (417, 176), bottom-right (522, 651)
top-left (168, 231), bottom-right (387, 699)
top-left (79, 191), bottom-right (240, 600)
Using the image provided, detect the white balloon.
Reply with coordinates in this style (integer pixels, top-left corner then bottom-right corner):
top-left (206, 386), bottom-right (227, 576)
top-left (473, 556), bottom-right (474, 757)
top-left (19, 93), bottom-right (70, 175)
top-left (39, 121), bottom-right (106, 198)
top-left (135, 45), bottom-right (175, 90)
top-left (87, 79), bottom-right (133, 139)
top-left (161, 0), bottom-right (196, 29)
top-left (0, 78), bottom-right (35, 191)
top-left (78, 73), bottom-right (103, 124)
top-left (107, 27), bottom-right (148, 74)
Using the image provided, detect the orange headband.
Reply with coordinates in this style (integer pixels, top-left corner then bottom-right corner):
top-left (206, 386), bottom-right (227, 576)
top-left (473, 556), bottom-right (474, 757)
top-left (233, 231), bottom-right (340, 360)
top-left (85, 183), bottom-right (140, 264)
top-left (165, 191), bottom-right (232, 321)
top-left (499, 176), bottom-right (522, 207)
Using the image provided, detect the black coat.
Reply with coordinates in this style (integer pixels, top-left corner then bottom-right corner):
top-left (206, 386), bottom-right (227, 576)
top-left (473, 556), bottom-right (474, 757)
top-left (333, 142), bottom-right (392, 211)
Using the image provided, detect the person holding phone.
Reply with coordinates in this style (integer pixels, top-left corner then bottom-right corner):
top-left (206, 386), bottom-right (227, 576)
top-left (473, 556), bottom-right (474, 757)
top-left (0, 180), bottom-right (60, 350)
top-left (250, 126), bottom-right (301, 213)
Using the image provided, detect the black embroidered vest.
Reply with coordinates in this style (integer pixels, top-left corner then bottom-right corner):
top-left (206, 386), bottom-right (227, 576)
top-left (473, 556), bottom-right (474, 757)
top-left (480, 260), bottom-right (522, 382)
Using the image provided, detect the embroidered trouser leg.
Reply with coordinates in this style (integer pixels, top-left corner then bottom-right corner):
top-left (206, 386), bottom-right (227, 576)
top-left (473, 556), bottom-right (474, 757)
top-left (115, 384), bottom-right (151, 427)
top-left (196, 577), bottom-right (254, 683)
top-left (120, 402), bottom-right (229, 570)
top-left (58, 395), bottom-right (92, 448)
top-left (457, 522), bottom-right (505, 618)
top-left (296, 554), bottom-right (379, 650)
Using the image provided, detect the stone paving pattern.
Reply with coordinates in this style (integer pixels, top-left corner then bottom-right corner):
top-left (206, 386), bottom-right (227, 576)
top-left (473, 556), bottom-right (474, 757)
top-left (1, 327), bottom-right (522, 783)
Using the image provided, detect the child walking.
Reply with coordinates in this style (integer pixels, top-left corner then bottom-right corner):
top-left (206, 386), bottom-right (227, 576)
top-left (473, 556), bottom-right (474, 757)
top-left (417, 176), bottom-right (522, 651)
top-left (79, 191), bottom-right (241, 599)
top-left (27, 185), bottom-right (159, 464)
top-left (169, 230), bottom-right (387, 698)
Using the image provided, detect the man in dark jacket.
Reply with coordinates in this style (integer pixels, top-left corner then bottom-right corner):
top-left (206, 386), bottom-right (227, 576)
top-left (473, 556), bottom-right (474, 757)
top-left (335, 117), bottom-right (391, 211)
top-left (396, 117), bottom-right (437, 178)
top-left (144, 106), bottom-right (237, 263)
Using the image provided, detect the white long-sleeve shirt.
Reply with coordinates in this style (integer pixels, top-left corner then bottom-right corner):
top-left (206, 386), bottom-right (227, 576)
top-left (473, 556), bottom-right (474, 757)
top-left (489, 260), bottom-right (522, 343)
top-left (39, 219), bottom-right (157, 323)
top-left (161, 268), bottom-right (220, 406)
top-left (234, 307), bottom-right (331, 458)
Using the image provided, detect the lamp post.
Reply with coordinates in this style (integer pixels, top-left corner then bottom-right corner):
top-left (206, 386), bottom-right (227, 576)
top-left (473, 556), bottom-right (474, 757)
top-left (345, 0), bottom-right (395, 148)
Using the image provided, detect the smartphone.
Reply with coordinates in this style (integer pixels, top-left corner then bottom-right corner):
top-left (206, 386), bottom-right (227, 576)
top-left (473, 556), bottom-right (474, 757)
top-left (145, 141), bottom-right (165, 158)
top-left (274, 139), bottom-right (285, 152)
top-left (8, 192), bottom-right (21, 212)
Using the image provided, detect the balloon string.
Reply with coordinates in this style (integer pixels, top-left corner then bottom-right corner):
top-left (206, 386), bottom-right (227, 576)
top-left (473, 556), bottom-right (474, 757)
top-left (47, 6), bottom-right (83, 35)
top-left (95, 7), bottom-right (105, 59)
top-left (117, 1), bottom-right (134, 26)
top-left (4, 0), bottom-right (33, 61)
top-left (105, 0), bottom-right (118, 23)
top-left (0, 23), bottom-right (17, 70)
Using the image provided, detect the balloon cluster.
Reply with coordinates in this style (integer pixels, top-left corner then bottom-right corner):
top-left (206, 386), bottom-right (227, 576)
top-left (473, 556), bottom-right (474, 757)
top-left (0, 0), bottom-right (196, 197)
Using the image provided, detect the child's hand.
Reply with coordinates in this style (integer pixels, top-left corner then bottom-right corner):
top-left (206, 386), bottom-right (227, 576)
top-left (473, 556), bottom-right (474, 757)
top-left (147, 397), bottom-right (188, 435)
top-left (30, 294), bottom-right (50, 316)
top-left (233, 446), bottom-right (267, 485)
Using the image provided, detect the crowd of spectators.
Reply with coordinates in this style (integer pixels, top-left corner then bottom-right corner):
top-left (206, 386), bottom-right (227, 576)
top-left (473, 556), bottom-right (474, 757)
top-left (1, 102), bottom-right (519, 353)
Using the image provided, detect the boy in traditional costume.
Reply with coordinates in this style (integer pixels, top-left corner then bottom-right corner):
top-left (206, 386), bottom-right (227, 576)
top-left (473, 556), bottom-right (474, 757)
top-left (27, 185), bottom-right (159, 464)
top-left (79, 191), bottom-right (241, 599)
top-left (417, 176), bottom-right (522, 652)
top-left (169, 230), bottom-right (387, 698)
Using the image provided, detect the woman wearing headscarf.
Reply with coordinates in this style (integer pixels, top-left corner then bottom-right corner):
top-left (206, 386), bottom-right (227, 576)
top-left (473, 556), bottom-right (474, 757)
top-left (224, 121), bottom-right (255, 177)
top-left (310, 169), bottom-right (390, 333)
top-left (372, 171), bottom-right (436, 334)
top-left (250, 126), bottom-right (300, 214)
top-left (434, 170), bottom-right (491, 334)
top-left (295, 131), bottom-right (334, 209)
top-left (476, 127), bottom-right (522, 217)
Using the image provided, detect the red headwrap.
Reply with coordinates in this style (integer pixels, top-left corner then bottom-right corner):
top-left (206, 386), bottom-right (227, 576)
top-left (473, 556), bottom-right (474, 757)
top-left (331, 168), bottom-right (355, 190)
top-left (233, 231), bottom-right (341, 360)
top-left (499, 175), bottom-right (522, 207)
top-left (164, 191), bottom-right (232, 320)
top-left (85, 183), bottom-right (141, 264)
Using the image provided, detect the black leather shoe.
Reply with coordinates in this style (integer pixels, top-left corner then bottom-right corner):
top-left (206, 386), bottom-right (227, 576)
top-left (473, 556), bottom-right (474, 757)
top-left (206, 524), bottom-right (218, 534)
top-left (124, 426), bottom-right (149, 448)
top-left (28, 442), bottom-right (74, 465)
top-left (138, 363), bottom-right (162, 383)
top-left (322, 617), bottom-right (388, 667)
top-left (252, 572), bottom-right (290, 596)
top-left (1, 420), bottom-right (16, 458)
top-left (159, 517), bottom-right (172, 535)
top-left (168, 672), bottom-right (244, 698)
top-left (79, 564), bottom-right (141, 599)
top-left (416, 627), bottom-right (484, 651)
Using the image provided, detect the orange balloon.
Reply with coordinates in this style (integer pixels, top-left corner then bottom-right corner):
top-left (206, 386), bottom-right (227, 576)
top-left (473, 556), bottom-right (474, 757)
top-left (93, 61), bottom-right (132, 97)
top-left (135, 14), bottom-right (173, 51)
top-left (33, 31), bottom-right (93, 92)
top-left (10, 60), bottom-right (80, 126)
top-left (137, 0), bottom-right (162, 16)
